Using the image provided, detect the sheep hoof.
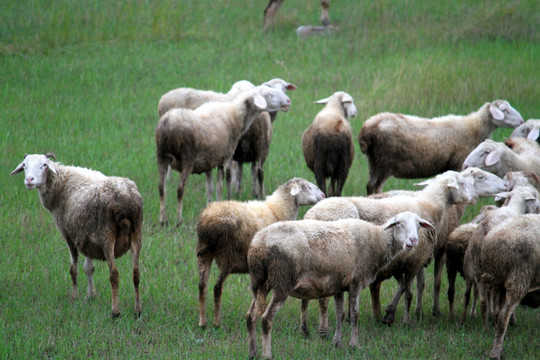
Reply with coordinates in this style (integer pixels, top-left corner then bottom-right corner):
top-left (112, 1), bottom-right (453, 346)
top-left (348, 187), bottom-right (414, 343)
top-left (301, 326), bottom-right (309, 338)
top-left (112, 311), bottom-right (121, 319)
top-left (382, 314), bottom-right (395, 326)
top-left (432, 308), bottom-right (441, 317)
top-left (319, 330), bottom-right (329, 339)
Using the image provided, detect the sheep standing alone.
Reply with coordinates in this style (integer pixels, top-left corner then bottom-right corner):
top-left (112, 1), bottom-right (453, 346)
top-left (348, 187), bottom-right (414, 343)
top-left (246, 211), bottom-right (434, 359)
top-left (476, 214), bottom-right (540, 360)
top-left (462, 138), bottom-right (540, 178)
top-left (358, 100), bottom-right (523, 194)
top-left (11, 154), bottom-right (143, 318)
top-left (155, 86), bottom-right (291, 226)
top-left (196, 177), bottom-right (325, 328)
top-left (301, 91), bottom-right (357, 197)
top-left (264, 0), bottom-right (330, 31)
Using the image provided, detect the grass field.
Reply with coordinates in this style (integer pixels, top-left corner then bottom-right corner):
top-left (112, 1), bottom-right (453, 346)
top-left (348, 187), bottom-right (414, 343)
top-left (1, 0), bottom-right (539, 358)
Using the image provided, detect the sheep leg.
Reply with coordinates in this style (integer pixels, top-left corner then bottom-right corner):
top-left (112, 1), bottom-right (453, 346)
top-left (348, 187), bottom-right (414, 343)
top-left (489, 295), bottom-right (520, 360)
top-left (104, 243), bottom-right (121, 318)
top-left (68, 243), bottom-right (79, 301)
top-left (213, 269), bottom-right (231, 328)
top-left (261, 292), bottom-right (287, 360)
top-left (83, 257), bottom-right (97, 299)
top-left (300, 300), bottom-right (310, 337)
top-left (470, 283), bottom-right (478, 317)
top-left (432, 250), bottom-right (446, 317)
top-left (246, 298), bottom-right (259, 359)
top-left (176, 166), bottom-right (192, 226)
top-left (366, 171), bottom-right (387, 195)
top-left (402, 274), bottom-right (416, 325)
top-left (415, 268), bottom-right (425, 320)
top-left (320, 0), bottom-right (331, 26)
top-left (231, 161), bottom-right (243, 197)
top-left (314, 173), bottom-right (328, 198)
top-left (348, 288), bottom-right (361, 349)
top-left (447, 265), bottom-right (458, 321)
top-left (263, 0), bottom-right (284, 31)
top-left (477, 281), bottom-right (490, 330)
top-left (205, 171), bottom-right (214, 205)
top-left (383, 277), bottom-right (406, 326)
top-left (332, 292), bottom-right (345, 347)
top-left (369, 281), bottom-right (383, 322)
top-left (252, 161), bottom-right (264, 199)
top-left (318, 297), bottom-right (330, 338)
top-left (216, 166), bottom-right (225, 201)
top-left (328, 178), bottom-right (336, 197)
top-left (158, 159), bottom-right (170, 225)
top-left (460, 278), bottom-right (474, 324)
top-left (131, 238), bottom-right (142, 316)
top-left (197, 253), bottom-right (213, 328)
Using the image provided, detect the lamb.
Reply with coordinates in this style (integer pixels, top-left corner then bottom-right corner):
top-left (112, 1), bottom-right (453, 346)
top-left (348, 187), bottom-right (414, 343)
top-left (229, 78), bottom-right (297, 199)
top-left (301, 91), bottom-right (357, 197)
top-left (509, 118), bottom-right (540, 142)
top-left (303, 170), bottom-right (481, 326)
top-left (196, 177), bottom-right (325, 328)
top-left (475, 213), bottom-right (540, 360)
top-left (246, 211), bottom-right (434, 359)
top-left (155, 85), bottom-right (291, 226)
top-left (358, 99), bottom-right (523, 194)
top-left (10, 153), bottom-right (143, 318)
top-left (264, 0), bottom-right (331, 31)
top-left (462, 138), bottom-right (540, 178)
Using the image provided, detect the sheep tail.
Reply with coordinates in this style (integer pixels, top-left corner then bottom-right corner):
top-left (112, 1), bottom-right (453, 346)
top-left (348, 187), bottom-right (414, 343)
top-left (480, 273), bottom-right (497, 286)
top-left (358, 129), bottom-right (371, 154)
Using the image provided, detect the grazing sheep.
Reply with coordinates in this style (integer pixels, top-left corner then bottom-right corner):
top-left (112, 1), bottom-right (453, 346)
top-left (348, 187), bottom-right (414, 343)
top-left (358, 100), bottom-right (523, 194)
top-left (246, 211), bottom-right (434, 359)
top-left (155, 86), bottom-right (291, 226)
top-left (301, 91), bottom-right (357, 197)
top-left (264, 0), bottom-right (331, 31)
top-left (476, 214), bottom-right (540, 360)
top-left (229, 79), bottom-right (297, 199)
top-left (509, 118), bottom-right (540, 142)
top-left (196, 177), bottom-right (325, 328)
top-left (11, 153), bottom-right (143, 318)
top-left (304, 170), bottom-right (482, 326)
top-left (462, 138), bottom-right (540, 178)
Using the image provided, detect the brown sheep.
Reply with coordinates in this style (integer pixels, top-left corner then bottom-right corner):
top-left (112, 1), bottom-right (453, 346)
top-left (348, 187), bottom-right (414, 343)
top-left (263, 0), bottom-right (331, 31)
top-left (301, 91), bottom-right (357, 197)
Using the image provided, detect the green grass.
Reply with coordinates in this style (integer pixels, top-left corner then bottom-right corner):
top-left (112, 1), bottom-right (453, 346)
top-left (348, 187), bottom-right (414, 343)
top-left (1, 0), bottom-right (539, 358)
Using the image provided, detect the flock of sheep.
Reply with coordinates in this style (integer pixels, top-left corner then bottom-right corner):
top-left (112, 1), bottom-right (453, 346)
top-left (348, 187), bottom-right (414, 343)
top-left (12, 74), bottom-right (540, 360)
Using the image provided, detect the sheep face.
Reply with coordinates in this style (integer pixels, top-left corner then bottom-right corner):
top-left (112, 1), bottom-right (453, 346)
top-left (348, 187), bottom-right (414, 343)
top-left (255, 86), bottom-right (291, 112)
top-left (289, 179), bottom-right (325, 205)
top-left (510, 119), bottom-right (540, 141)
top-left (460, 167), bottom-right (507, 197)
top-left (11, 154), bottom-right (57, 190)
top-left (462, 140), bottom-right (503, 174)
top-left (489, 100), bottom-right (524, 128)
top-left (504, 171), bottom-right (540, 192)
top-left (383, 211), bottom-right (435, 250)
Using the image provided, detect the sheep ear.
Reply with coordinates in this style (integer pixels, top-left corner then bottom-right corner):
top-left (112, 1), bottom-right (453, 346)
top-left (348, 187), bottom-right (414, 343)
top-left (528, 127), bottom-right (540, 141)
top-left (489, 104), bottom-right (505, 121)
top-left (382, 216), bottom-right (398, 230)
top-left (47, 160), bottom-right (58, 174)
top-left (447, 179), bottom-right (459, 189)
top-left (253, 94), bottom-right (267, 110)
top-left (494, 192), bottom-right (510, 202)
top-left (414, 179), bottom-right (432, 187)
top-left (10, 162), bottom-right (24, 175)
top-left (485, 150), bottom-right (501, 166)
top-left (341, 93), bottom-right (354, 103)
top-left (419, 218), bottom-right (435, 230)
top-left (286, 83), bottom-right (297, 91)
top-left (290, 184), bottom-right (301, 196)
top-left (314, 97), bottom-right (330, 105)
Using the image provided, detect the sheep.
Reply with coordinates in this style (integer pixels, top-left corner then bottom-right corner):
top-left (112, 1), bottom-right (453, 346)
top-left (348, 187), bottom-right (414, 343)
top-left (10, 153), bottom-right (143, 318)
top-left (264, 0), bottom-right (331, 31)
top-left (155, 85), bottom-right (291, 226)
top-left (462, 138), bottom-right (540, 178)
top-left (462, 184), bottom-right (540, 326)
top-left (246, 211), bottom-right (435, 359)
top-left (358, 99), bottom-right (524, 194)
top-left (475, 213), bottom-right (540, 360)
top-left (229, 78), bottom-right (297, 199)
top-left (301, 91), bottom-right (357, 197)
top-left (509, 118), bottom-right (540, 142)
top-left (196, 177), bottom-right (325, 328)
top-left (303, 170), bottom-right (482, 326)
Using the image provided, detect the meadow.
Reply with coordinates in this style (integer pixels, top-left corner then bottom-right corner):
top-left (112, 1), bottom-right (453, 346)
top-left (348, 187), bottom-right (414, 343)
top-left (1, 0), bottom-right (539, 358)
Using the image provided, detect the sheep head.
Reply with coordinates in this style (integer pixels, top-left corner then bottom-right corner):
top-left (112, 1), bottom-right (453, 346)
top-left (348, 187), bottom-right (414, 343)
top-left (11, 153), bottom-right (57, 190)
top-left (489, 100), bottom-right (524, 128)
top-left (383, 211), bottom-right (435, 251)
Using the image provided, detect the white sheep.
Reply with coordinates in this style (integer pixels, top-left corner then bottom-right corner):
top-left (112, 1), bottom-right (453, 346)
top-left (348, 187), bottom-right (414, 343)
top-left (246, 211), bottom-right (434, 359)
top-left (196, 177), bottom-right (325, 328)
top-left (476, 213), bottom-right (540, 360)
top-left (301, 91), bottom-right (357, 197)
top-left (155, 85), bottom-right (291, 226)
top-left (462, 138), bottom-right (540, 178)
top-left (264, 0), bottom-right (331, 31)
top-left (303, 169), bottom-right (506, 326)
top-left (11, 153), bottom-right (143, 318)
top-left (509, 118), bottom-right (540, 142)
top-left (358, 100), bottom-right (524, 194)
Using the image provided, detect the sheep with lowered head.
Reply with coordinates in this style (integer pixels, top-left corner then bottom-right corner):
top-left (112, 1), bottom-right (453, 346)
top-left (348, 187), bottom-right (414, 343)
top-left (301, 91), bottom-right (357, 197)
top-left (196, 177), bottom-right (325, 328)
top-left (510, 118), bottom-right (540, 142)
top-left (11, 153), bottom-right (143, 318)
top-left (358, 100), bottom-right (523, 194)
top-left (462, 138), bottom-right (540, 178)
top-left (264, 0), bottom-right (331, 31)
top-left (155, 85), bottom-right (291, 226)
top-left (246, 211), bottom-right (434, 359)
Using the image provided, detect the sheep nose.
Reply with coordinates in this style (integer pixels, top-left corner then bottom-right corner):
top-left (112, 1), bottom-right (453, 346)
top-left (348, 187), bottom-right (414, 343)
top-left (25, 176), bottom-right (34, 182)
top-left (409, 237), bottom-right (418, 247)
